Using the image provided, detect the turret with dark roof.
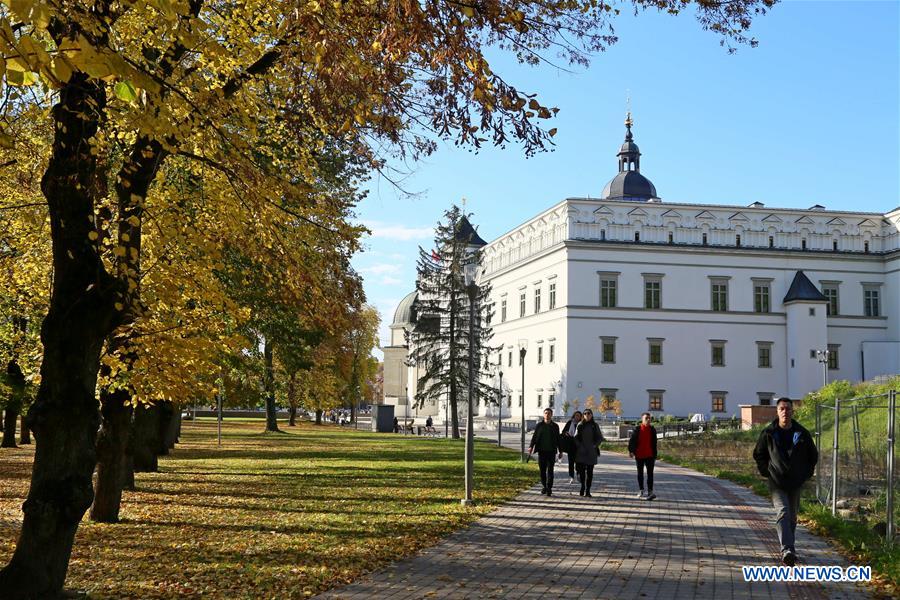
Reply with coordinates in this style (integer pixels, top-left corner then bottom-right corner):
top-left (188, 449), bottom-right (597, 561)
top-left (601, 113), bottom-right (659, 202)
top-left (455, 215), bottom-right (487, 247)
top-left (783, 271), bottom-right (828, 304)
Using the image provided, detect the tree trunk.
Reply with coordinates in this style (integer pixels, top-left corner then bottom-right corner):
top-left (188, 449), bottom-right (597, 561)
top-left (157, 401), bottom-right (176, 455)
top-left (1, 408), bottom-right (18, 448)
top-left (287, 374), bottom-right (297, 426)
top-left (263, 337), bottom-right (280, 432)
top-left (0, 73), bottom-right (118, 598)
top-left (132, 404), bottom-right (161, 473)
top-left (90, 388), bottom-right (133, 523)
top-left (19, 415), bottom-right (30, 445)
top-left (315, 409), bottom-right (322, 425)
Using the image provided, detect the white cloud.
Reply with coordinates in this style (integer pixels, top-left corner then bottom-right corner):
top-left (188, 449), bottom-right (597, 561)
top-left (360, 263), bottom-right (401, 276)
top-left (380, 276), bottom-right (403, 285)
top-left (365, 220), bottom-right (433, 241)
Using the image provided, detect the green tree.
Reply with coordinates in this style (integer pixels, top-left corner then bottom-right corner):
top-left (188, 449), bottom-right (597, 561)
top-left (407, 206), bottom-right (494, 438)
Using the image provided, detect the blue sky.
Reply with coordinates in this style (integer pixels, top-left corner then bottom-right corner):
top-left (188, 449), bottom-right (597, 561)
top-left (352, 0), bottom-right (900, 353)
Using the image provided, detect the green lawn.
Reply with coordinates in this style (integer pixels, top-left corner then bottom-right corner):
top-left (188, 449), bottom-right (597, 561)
top-left (0, 419), bottom-right (534, 599)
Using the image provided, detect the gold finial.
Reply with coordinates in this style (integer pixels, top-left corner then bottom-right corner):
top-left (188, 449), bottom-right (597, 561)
top-left (461, 196), bottom-right (467, 211)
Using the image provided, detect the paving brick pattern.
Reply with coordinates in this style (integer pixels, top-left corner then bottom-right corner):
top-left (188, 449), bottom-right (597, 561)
top-left (319, 452), bottom-right (872, 600)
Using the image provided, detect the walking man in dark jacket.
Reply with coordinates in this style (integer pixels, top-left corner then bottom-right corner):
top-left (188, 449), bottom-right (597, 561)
top-left (753, 397), bottom-right (818, 566)
top-left (529, 408), bottom-right (562, 496)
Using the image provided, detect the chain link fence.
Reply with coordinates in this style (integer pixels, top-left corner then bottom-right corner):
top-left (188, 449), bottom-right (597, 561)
top-left (815, 390), bottom-right (897, 540)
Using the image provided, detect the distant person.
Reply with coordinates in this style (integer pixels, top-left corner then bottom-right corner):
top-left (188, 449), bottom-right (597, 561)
top-left (628, 412), bottom-right (658, 500)
top-left (425, 416), bottom-right (435, 434)
top-left (574, 409), bottom-right (604, 497)
top-left (753, 397), bottom-right (818, 567)
top-left (392, 416), bottom-right (399, 434)
top-left (559, 411), bottom-right (583, 484)
top-left (528, 408), bottom-right (562, 496)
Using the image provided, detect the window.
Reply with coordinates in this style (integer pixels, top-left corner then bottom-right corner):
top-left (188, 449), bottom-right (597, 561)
top-left (711, 280), bottom-right (729, 312)
top-left (711, 341), bottom-right (726, 366)
top-left (534, 288), bottom-right (541, 313)
top-left (833, 239), bottom-right (838, 251)
top-left (518, 351), bottom-right (523, 366)
top-left (518, 394), bottom-right (523, 407)
top-left (644, 280), bottom-right (661, 309)
top-left (828, 345), bottom-right (839, 370)
top-left (537, 346), bottom-right (543, 364)
top-left (711, 393), bottom-right (726, 413)
top-left (864, 241), bottom-right (870, 253)
top-left (634, 231), bottom-right (640, 242)
top-left (702, 233), bottom-right (708, 246)
top-left (822, 284), bottom-right (839, 316)
top-left (736, 234), bottom-right (741, 247)
top-left (809, 307), bottom-right (816, 316)
top-left (753, 283), bottom-right (770, 313)
top-left (601, 338), bottom-right (616, 364)
top-left (549, 344), bottom-right (555, 363)
top-left (668, 232), bottom-right (674, 244)
top-left (537, 394), bottom-right (542, 408)
top-left (648, 339), bottom-right (663, 365)
top-left (508, 351), bottom-right (512, 368)
top-left (549, 282), bottom-right (556, 309)
top-left (801, 239), bottom-right (807, 250)
top-left (501, 299), bottom-right (507, 322)
top-left (548, 394), bottom-right (555, 408)
top-left (864, 287), bottom-right (880, 317)
top-left (769, 235), bottom-right (774, 248)
top-left (600, 278), bottom-right (617, 308)
top-left (649, 391), bottom-right (663, 411)
top-left (758, 393), bottom-right (773, 406)
top-left (519, 292), bottom-right (526, 318)
top-left (600, 229), bottom-right (606, 241)
top-left (757, 342), bottom-right (772, 368)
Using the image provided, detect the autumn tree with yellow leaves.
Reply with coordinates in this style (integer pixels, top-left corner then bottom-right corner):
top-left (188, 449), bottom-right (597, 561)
top-left (0, 0), bottom-right (776, 595)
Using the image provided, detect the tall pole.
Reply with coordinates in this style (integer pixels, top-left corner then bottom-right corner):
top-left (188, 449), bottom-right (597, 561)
top-left (462, 283), bottom-right (476, 506)
top-left (217, 391), bottom-right (222, 447)
top-left (831, 397), bottom-right (841, 516)
top-left (887, 389), bottom-right (895, 540)
top-left (520, 346), bottom-right (527, 462)
top-left (498, 370), bottom-right (503, 447)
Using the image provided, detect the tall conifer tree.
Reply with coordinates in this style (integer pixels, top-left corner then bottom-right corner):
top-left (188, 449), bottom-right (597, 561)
top-left (407, 206), bottom-right (494, 439)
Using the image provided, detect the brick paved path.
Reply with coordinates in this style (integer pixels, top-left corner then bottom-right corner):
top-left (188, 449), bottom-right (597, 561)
top-left (320, 451), bottom-right (872, 600)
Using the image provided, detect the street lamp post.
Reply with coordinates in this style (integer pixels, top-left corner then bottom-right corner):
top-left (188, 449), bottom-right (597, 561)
top-left (497, 364), bottom-right (503, 448)
top-left (462, 263), bottom-right (479, 507)
top-left (518, 339), bottom-right (528, 462)
top-left (816, 349), bottom-right (830, 389)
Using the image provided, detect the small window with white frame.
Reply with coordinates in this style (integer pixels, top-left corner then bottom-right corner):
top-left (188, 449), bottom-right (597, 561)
top-left (648, 338), bottom-right (663, 365)
top-left (710, 277), bottom-right (729, 312)
top-left (601, 337), bottom-right (616, 364)
top-left (757, 341), bottom-right (772, 368)
top-left (549, 281), bottom-right (557, 309)
top-left (710, 340), bottom-right (726, 366)
top-left (648, 390), bottom-right (664, 411)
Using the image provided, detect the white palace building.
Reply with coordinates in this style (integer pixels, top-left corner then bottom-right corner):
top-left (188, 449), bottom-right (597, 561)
top-left (384, 116), bottom-right (900, 421)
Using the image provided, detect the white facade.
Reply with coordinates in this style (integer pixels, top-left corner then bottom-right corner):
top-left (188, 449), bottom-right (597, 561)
top-left (480, 200), bottom-right (900, 420)
top-left (385, 119), bottom-right (900, 421)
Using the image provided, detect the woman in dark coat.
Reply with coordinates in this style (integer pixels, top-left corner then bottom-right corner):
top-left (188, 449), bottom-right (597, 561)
top-left (574, 409), bottom-right (604, 497)
top-left (559, 411), bottom-right (583, 484)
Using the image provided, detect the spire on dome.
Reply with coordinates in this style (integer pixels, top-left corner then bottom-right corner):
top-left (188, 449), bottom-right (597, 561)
top-left (601, 114), bottom-right (660, 202)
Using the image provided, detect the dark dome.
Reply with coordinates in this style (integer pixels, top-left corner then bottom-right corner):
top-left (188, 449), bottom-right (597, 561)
top-left (619, 141), bottom-right (640, 154)
top-left (601, 171), bottom-right (658, 201)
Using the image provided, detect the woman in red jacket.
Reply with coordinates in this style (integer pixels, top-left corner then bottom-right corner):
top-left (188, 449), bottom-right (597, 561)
top-left (628, 412), bottom-right (658, 500)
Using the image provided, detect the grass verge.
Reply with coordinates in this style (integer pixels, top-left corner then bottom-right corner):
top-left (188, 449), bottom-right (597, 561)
top-left (0, 419), bottom-right (534, 599)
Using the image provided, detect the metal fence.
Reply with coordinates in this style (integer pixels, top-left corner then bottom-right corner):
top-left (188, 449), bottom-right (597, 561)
top-left (814, 390), bottom-right (897, 540)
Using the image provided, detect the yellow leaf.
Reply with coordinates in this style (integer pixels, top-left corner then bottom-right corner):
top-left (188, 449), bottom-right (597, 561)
top-left (88, 231), bottom-right (99, 241)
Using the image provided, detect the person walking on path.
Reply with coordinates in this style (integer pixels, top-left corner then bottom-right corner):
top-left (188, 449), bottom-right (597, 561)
top-left (628, 412), bottom-right (658, 500)
top-left (752, 397), bottom-right (818, 567)
top-left (559, 411), bottom-right (582, 484)
top-left (528, 408), bottom-right (562, 496)
top-left (574, 409), bottom-right (604, 497)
